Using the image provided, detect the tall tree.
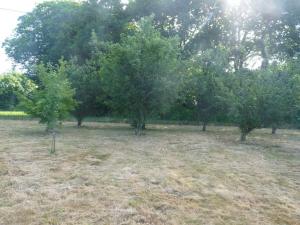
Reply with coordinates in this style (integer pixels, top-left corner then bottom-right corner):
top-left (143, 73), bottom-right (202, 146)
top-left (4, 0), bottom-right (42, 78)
top-left (3, 1), bottom-right (81, 70)
top-left (3, 0), bottom-right (128, 71)
top-left (127, 0), bottom-right (225, 57)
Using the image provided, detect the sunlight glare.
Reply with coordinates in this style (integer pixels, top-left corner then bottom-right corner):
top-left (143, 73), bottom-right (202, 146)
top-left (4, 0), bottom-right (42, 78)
top-left (226, 0), bottom-right (242, 8)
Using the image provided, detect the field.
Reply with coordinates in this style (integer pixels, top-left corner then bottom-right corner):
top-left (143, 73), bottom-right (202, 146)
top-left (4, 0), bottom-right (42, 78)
top-left (0, 120), bottom-right (299, 225)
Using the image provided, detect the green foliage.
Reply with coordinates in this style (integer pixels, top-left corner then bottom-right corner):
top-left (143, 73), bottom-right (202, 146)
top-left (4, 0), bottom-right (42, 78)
top-left (258, 66), bottom-right (295, 133)
top-left (232, 59), bottom-right (300, 140)
top-left (127, 0), bottom-right (224, 57)
top-left (284, 58), bottom-right (300, 128)
top-left (3, 0), bottom-right (128, 72)
top-left (2, 0), bottom-right (300, 140)
top-left (231, 70), bottom-right (264, 141)
top-left (67, 55), bottom-right (108, 127)
top-left (0, 72), bottom-right (36, 110)
top-left (102, 17), bottom-right (180, 134)
top-left (3, 1), bottom-right (81, 69)
top-left (21, 61), bottom-right (75, 131)
top-left (183, 47), bottom-right (231, 130)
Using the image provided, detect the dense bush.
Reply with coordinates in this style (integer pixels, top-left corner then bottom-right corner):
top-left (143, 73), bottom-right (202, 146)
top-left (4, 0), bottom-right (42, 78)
top-left (0, 72), bottom-right (36, 110)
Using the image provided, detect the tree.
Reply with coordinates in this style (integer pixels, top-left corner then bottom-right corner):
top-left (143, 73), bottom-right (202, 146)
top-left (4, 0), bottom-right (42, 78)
top-left (259, 66), bottom-right (294, 134)
top-left (102, 17), bottom-right (180, 135)
top-left (3, 0), bottom-right (128, 72)
top-left (258, 58), bottom-right (300, 134)
top-left (231, 70), bottom-right (264, 141)
top-left (65, 32), bottom-right (111, 127)
top-left (21, 61), bottom-right (75, 131)
top-left (3, 1), bottom-right (81, 70)
top-left (66, 56), bottom-right (108, 127)
top-left (283, 57), bottom-right (300, 128)
top-left (0, 72), bottom-right (36, 110)
top-left (268, 0), bottom-right (300, 60)
top-left (127, 0), bottom-right (225, 58)
top-left (186, 47), bottom-right (231, 131)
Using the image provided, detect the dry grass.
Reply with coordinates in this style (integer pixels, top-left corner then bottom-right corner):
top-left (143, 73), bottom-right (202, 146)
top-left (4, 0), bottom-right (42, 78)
top-left (0, 120), bottom-right (299, 225)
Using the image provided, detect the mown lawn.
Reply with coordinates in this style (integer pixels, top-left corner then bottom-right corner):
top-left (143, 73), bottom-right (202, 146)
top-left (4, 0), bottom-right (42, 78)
top-left (0, 120), bottom-right (299, 225)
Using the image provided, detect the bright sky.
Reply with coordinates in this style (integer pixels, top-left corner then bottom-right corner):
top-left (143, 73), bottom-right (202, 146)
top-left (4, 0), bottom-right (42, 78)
top-left (0, 0), bottom-right (45, 73)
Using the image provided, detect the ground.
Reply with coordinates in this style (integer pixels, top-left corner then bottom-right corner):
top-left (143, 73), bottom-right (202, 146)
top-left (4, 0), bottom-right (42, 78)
top-left (0, 120), bottom-right (299, 225)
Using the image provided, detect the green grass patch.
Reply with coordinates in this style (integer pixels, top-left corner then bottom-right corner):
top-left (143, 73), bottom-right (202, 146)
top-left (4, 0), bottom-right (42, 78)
top-left (0, 111), bottom-right (30, 120)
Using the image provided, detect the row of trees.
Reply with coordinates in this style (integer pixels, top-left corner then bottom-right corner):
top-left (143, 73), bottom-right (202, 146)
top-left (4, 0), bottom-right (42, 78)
top-left (1, 0), bottom-right (300, 141)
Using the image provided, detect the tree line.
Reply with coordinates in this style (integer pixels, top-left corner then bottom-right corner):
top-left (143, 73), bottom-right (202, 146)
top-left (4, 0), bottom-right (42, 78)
top-left (1, 0), bottom-right (300, 141)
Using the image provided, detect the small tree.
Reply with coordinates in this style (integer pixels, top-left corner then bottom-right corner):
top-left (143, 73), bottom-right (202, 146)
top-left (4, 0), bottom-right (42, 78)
top-left (187, 47), bottom-right (230, 131)
top-left (21, 61), bottom-right (75, 132)
top-left (67, 58), bottom-right (108, 127)
top-left (102, 17), bottom-right (180, 135)
top-left (259, 67), bottom-right (293, 134)
top-left (284, 58), bottom-right (300, 129)
top-left (231, 70), bottom-right (263, 141)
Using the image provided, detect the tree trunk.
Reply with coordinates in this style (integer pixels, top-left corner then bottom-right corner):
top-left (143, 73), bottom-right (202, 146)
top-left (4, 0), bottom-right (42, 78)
top-left (202, 122), bottom-right (207, 132)
top-left (138, 122), bottom-right (143, 136)
top-left (77, 117), bottom-right (83, 128)
top-left (272, 126), bottom-right (277, 135)
top-left (135, 121), bottom-right (143, 136)
top-left (240, 132), bottom-right (247, 142)
top-left (46, 121), bottom-right (55, 133)
top-left (50, 131), bottom-right (56, 154)
top-left (135, 110), bottom-right (143, 136)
